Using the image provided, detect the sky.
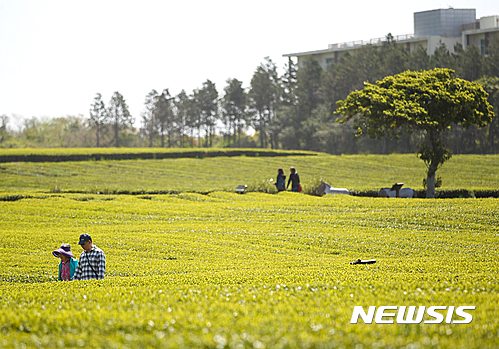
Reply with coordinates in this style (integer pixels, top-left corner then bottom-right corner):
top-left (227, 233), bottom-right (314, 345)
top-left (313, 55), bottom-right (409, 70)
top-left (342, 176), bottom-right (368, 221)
top-left (0, 0), bottom-right (498, 129)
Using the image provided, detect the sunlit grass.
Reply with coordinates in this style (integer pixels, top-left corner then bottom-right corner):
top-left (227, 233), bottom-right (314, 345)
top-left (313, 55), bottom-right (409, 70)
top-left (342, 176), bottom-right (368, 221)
top-left (1, 153), bottom-right (498, 193)
top-left (0, 193), bottom-right (498, 348)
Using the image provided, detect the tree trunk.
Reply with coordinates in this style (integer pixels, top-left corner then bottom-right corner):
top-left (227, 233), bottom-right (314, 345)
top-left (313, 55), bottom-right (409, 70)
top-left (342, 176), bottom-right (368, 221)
top-left (422, 126), bottom-right (454, 200)
top-left (260, 112), bottom-right (265, 148)
top-left (96, 126), bottom-right (100, 147)
top-left (114, 120), bottom-right (119, 147)
top-left (236, 120), bottom-right (241, 147)
top-left (426, 163), bottom-right (438, 199)
top-left (149, 126), bottom-right (153, 147)
top-left (490, 123), bottom-right (496, 154)
top-left (426, 130), bottom-right (441, 199)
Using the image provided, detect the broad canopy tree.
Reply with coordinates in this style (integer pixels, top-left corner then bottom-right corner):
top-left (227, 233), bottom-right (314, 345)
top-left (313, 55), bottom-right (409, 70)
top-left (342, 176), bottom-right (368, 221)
top-left (335, 68), bottom-right (494, 198)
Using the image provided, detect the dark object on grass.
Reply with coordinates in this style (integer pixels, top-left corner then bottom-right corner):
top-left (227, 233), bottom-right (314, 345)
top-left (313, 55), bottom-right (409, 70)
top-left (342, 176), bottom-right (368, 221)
top-left (235, 185), bottom-right (247, 194)
top-left (379, 182), bottom-right (416, 198)
top-left (350, 259), bottom-right (376, 265)
top-left (391, 183), bottom-right (404, 197)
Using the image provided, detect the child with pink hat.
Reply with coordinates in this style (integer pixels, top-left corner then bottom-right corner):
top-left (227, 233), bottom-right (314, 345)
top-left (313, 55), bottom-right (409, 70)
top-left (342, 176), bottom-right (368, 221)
top-left (53, 243), bottom-right (79, 281)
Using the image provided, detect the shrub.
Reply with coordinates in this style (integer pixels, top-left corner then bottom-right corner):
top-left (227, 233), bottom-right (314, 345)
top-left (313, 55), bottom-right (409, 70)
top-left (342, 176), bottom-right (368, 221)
top-left (246, 179), bottom-right (276, 194)
top-left (302, 177), bottom-right (327, 196)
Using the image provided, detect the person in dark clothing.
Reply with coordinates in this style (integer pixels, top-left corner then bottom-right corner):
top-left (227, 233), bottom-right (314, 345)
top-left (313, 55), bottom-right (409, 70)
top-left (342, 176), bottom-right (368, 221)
top-left (73, 233), bottom-right (106, 280)
top-left (287, 167), bottom-right (300, 192)
top-left (274, 168), bottom-right (286, 192)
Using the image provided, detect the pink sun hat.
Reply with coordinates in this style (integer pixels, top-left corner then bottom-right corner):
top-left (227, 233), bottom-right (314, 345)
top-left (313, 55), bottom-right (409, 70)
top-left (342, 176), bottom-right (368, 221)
top-left (52, 243), bottom-right (75, 258)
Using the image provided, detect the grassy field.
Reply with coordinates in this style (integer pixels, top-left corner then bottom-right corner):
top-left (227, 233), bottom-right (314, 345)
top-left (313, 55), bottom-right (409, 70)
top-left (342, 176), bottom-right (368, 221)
top-left (1, 153), bottom-right (499, 194)
top-left (0, 150), bottom-right (498, 348)
top-left (0, 192), bottom-right (498, 348)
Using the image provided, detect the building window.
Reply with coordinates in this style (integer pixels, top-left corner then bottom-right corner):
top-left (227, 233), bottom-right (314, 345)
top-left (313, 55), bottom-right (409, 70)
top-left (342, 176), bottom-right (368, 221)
top-left (481, 39), bottom-right (485, 54)
top-left (326, 58), bottom-right (334, 66)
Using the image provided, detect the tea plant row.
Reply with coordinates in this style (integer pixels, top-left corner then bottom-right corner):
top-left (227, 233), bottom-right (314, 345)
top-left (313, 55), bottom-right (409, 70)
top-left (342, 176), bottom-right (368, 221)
top-left (0, 193), bottom-right (497, 348)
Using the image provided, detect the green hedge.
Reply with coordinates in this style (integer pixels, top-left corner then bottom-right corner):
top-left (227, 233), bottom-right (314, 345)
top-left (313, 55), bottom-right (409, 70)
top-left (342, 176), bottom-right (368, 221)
top-left (433, 189), bottom-right (499, 198)
top-left (351, 189), bottom-right (499, 198)
top-left (3, 188), bottom-right (498, 200)
top-left (349, 189), bottom-right (380, 197)
top-left (0, 149), bottom-right (318, 163)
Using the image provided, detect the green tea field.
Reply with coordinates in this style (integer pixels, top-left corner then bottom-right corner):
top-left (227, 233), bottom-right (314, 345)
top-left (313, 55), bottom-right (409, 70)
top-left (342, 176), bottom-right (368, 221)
top-left (1, 152), bottom-right (499, 194)
top-left (0, 151), bottom-right (498, 348)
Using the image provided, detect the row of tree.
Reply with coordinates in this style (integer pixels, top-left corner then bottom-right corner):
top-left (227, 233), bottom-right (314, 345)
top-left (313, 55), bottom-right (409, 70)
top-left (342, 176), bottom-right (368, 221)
top-left (1, 34), bottom-right (499, 153)
top-left (280, 35), bottom-right (499, 154)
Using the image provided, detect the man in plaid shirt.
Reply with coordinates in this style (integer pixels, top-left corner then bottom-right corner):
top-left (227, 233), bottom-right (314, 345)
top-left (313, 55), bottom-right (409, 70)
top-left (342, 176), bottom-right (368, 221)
top-left (73, 233), bottom-right (106, 280)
